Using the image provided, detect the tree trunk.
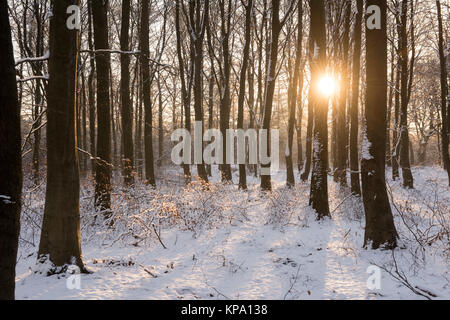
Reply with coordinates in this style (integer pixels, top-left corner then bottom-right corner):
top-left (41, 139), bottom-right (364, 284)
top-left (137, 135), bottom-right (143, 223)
top-left (141, 0), bottom-right (156, 187)
top-left (87, 0), bottom-right (96, 176)
top-left (92, 0), bottom-right (112, 215)
top-left (120, 0), bottom-right (134, 186)
top-left (190, 0), bottom-right (209, 183)
top-left (175, 0), bottom-right (192, 183)
top-left (300, 31), bottom-right (314, 182)
top-left (361, 0), bottom-right (398, 249)
top-left (309, 0), bottom-right (330, 219)
top-left (38, 0), bottom-right (85, 270)
top-left (157, 74), bottom-right (164, 167)
top-left (392, 59), bottom-right (401, 180)
top-left (335, 0), bottom-right (351, 187)
top-left (399, 0), bottom-right (414, 188)
top-left (349, 0), bottom-right (363, 196)
top-left (286, 0), bottom-right (303, 187)
top-left (261, 0), bottom-right (293, 190)
top-left (237, 0), bottom-right (253, 190)
top-left (436, 0), bottom-right (450, 186)
top-left (0, 0), bottom-right (22, 299)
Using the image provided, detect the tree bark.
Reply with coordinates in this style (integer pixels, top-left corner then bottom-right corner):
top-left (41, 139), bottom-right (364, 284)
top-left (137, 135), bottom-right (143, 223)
top-left (237, 0), bottom-right (253, 190)
top-left (436, 0), bottom-right (450, 186)
top-left (349, 0), bottom-right (363, 196)
top-left (399, 0), bottom-right (414, 188)
top-left (120, 0), bottom-right (134, 186)
top-left (361, 0), bottom-right (398, 249)
top-left (286, 0), bottom-right (303, 187)
top-left (38, 0), bottom-right (85, 270)
top-left (92, 0), bottom-right (112, 214)
top-left (141, 0), bottom-right (156, 187)
top-left (335, 0), bottom-right (351, 187)
top-left (309, 0), bottom-right (330, 219)
top-left (0, 0), bottom-right (22, 299)
top-left (175, 0), bottom-right (192, 183)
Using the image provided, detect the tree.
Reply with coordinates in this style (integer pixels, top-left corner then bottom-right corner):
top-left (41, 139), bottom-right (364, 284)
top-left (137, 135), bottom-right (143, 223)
top-left (309, 0), bottom-right (330, 219)
top-left (92, 0), bottom-right (112, 215)
top-left (237, 0), bottom-right (254, 190)
top-left (175, 0), bottom-right (193, 183)
top-left (349, 0), bottom-right (363, 196)
top-left (87, 0), bottom-right (96, 177)
top-left (38, 0), bottom-right (85, 270)
top-left (300, 21), bottom-right (314, 183)
top-left (436, 0), bottom-right (450, 186)
top-left (0, 0), bottom-right (22, 300)
top-left (215, 0), bottom-right (234, 182)
top-left (335, 0), bottom-right (351, 187)
top-left (260, 0), bottom-right (293, 191)
top-left (286, 0), bottom-right (303, 187)
top-left (361, 0), bottom-right (398, 249)
top-left (120, 0), bottom-right (134, 186)
top-left (398, 0), bottom-right (414, 189)
top-left (140, 0), bottom-right (157, 187)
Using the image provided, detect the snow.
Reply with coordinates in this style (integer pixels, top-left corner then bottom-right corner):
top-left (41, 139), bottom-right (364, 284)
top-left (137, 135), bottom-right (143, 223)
top-left (362, 129), bottom-right (374, 160)
top-left (15, 166), bottom-right (450, 300)
top-left (15, 50), bottom-right (50, 66)
top-left (313, 42), bottom-right (320, 60)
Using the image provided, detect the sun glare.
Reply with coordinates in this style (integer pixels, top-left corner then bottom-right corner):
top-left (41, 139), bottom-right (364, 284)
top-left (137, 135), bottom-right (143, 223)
top-left (318, 75), bottom-right (337, 97)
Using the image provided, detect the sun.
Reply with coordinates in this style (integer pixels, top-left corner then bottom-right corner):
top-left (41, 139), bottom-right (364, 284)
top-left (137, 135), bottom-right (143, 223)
top-left (318, 75), bottom-right (337, 97)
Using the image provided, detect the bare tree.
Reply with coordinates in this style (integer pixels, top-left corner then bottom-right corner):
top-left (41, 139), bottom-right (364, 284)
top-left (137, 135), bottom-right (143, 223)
top-left (38, 0), bottom-right (85, 270)
top-left (436, 0), bottom-right (450, 186)
top-left (361, 0), bottom-right (398, 249)
top-left (0, 0), bottom-right (22, 300)
top-left (237, 0), bottom-right (254, 190)
top-left (286, 0), bottom-right (303, 187)
top-left (120, 0), bottom-right (134, 186)
top-left (349, 0), bottom-right (363, 196)
top-left (309, 0), bottom-right (330, 219)
top-left (92, 0), bottom-right (112, 215)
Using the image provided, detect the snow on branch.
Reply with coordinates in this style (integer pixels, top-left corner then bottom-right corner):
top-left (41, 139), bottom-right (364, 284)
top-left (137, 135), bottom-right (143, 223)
top-left (79, 49), bottom-right (172, 69)
top-left (16, 74), bottom-right (49, 83)
top-left (15, 50), bottom-right (50, 66)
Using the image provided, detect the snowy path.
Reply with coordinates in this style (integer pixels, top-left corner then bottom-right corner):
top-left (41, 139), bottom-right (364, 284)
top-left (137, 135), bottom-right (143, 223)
top-left (15, 167), bottom-right (450, 300)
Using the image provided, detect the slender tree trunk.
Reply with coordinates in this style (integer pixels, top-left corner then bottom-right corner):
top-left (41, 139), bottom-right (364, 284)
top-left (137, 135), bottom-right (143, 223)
top-left (286, 0), bottom-right (303, 187)
top-left (296, 74), bottom-right (304, 173)
top-left (0, 0), bottom-right (22, 299)
top-left (436, 0), bottom-right (450, 186)
top-left (175, 0), bottom-right (192, 183)
top-left (207, 72), bottom-right (214, 177)
top-left (237, 0), bottom-right (253, 190)
top-left (87, 0), bottom-right (96, 176)
top-left (157, 74), bottom-right (164, 167)
top-left (309, 0), bottom-right (330, 219)
top-left (141, 0), bottom-right (156, 187)
top-left (38, 0), bottom-right (85, 270)
top-left (350, 0), bottom-right (363, 196)
top-left (392, 61), bottom-right (401, 180)
top-left (361, 0), bottom-right (398, 249)
top-left (399, 0), bottom-right (414, 188)
top-left (301, 31), bottom-right (314, 182)
top-left (261, 0), bottom-right (293, 190)
top-left (92, 0), bottom-right (112, 215)
top-left (336, 0), bottom-right (351, 187)
top-left (120, 0), bottom-right (134, 186)
top-left (190, 0), bottom-right (210, 183)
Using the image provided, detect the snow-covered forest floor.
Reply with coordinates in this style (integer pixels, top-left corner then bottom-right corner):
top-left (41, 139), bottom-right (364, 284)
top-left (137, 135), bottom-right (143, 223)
top-left (15, 166), bottom-right (449, 300)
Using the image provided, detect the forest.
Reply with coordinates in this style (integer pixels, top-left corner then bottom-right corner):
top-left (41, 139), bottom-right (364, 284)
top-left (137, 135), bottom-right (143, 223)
top-left (0, 0), bottom-right (449, 300)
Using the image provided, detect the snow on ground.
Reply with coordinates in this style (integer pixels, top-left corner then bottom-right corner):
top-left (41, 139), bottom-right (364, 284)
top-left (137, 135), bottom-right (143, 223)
top-left (15, 166), bottom-right (449, 300)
